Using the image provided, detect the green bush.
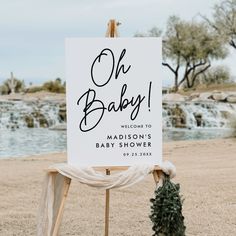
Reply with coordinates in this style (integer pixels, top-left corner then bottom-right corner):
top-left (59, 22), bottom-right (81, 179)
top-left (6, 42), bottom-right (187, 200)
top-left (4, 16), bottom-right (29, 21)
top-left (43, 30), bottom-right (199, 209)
top-left (1, 79), bottom-right (25, 94)
top-left (0, 78), bottom-right (66, 94)
top-left (0, 84), bottom-right (10, 95)
top-left (42, 78), bottom-right (65, 93)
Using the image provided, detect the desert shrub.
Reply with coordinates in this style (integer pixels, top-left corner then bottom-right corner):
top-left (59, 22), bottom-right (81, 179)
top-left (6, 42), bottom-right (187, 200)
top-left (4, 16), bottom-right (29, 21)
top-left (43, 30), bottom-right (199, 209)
top-left (42, 78), bottom-right (65, 93)
top-left (0, 84), bottom-right (10, 95)
top-left (200, 65), bottom-right (231, 86)
top-left (1, 79), bottom-right (25, 94)
top-left (26, 86), bottom-right (44, 93)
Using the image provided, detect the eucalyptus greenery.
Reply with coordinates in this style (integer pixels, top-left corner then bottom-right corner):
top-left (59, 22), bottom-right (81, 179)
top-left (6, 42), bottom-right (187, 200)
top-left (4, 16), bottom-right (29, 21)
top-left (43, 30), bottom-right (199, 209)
top-left (150, 174), bottom-right (186, 236)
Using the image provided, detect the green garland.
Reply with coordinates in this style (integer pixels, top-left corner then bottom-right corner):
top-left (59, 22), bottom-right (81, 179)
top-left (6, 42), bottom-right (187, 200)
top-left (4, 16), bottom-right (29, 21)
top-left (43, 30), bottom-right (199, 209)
top-left (150, 174), bottom-right (186, 236)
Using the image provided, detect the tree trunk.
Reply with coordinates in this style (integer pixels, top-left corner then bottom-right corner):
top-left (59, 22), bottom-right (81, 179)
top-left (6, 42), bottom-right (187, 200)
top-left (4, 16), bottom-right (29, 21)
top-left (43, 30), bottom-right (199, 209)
top-left (174, 74), bottom-right (178, 92)
top-left (162, 62), bottom-right (180, 92)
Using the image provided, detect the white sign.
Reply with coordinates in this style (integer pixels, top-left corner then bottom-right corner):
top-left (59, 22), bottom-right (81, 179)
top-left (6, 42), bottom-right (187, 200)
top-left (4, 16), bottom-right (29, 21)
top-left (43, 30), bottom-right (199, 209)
top-left (66, 38), bottom-right (162, 167)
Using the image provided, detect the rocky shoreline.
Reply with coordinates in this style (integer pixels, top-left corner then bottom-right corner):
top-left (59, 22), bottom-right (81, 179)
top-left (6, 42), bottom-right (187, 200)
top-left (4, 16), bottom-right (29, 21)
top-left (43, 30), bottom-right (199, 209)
top-left (163, 90), bottom-right (236, 103)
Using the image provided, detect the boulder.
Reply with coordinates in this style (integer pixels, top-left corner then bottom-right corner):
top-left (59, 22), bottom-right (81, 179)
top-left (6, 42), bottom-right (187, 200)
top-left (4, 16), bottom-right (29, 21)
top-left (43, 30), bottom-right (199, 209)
top-left (24, 115), bottom-right (34, 128)
top-left (220, 111), bottom-right (232, 119)
top-left (49, 124), bottom-right (67, 130)
top-left (59, 103), bottom-right (67, 122)
top-left (32, 111), bottom-right (49, 128)
top-left (189, 93), bottom-right (200, 101)
top-left (226, 95), bottom-right (236, 103)
top-left (169, 105), bottom-right (187, 128)
top-left (198, 92), bottom-right (212, 100)
top-left (162, 93), bottom-right (186, 102)
top-left (193, 113), bottom-right (203, 127)
top-left (211, 92), bottom-right (228, 101)
top-left (191, 97), bottom-right (206, 102)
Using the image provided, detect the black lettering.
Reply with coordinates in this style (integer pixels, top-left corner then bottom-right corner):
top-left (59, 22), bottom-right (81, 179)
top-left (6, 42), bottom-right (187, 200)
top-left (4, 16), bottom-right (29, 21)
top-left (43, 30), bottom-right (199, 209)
top-left (77, 89), bottom-right (106, 132)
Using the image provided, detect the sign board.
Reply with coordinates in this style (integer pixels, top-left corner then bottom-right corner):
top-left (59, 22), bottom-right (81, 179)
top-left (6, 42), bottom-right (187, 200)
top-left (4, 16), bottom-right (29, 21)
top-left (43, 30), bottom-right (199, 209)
top-left (66, 38), bottom-right (162, 167)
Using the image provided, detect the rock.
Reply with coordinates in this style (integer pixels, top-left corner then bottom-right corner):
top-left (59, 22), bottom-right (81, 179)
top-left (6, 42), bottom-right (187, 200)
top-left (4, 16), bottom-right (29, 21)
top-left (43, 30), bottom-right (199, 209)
top-left (59, 103), bottom-right (67, 122)
top-left (193, 113), bottom-right (203, 127)
top-left (49, 124), bottom-right (67, 130)
top-left (220, 111), bottom-right (232, 119)
top-left (191, 97), bottom-right (205, 102)
top-left (32, 111), bottom-right (49, 128)
top-left (198, 92), bottom-right (212, 100)
top-left (189, 93), bottom-right (200, 101)
top-left (162, 93), bottom-right (186, 102)
top-left (226, 95), bottom-right (236, 103)
top-left (38, 114), bottom-right (49, 128)
top-left (25, 115), bottom-right (34, 128)
top-left (211, 92), bottom-right (228, 101)
top-left (170, 104), bottom-right (187, 128)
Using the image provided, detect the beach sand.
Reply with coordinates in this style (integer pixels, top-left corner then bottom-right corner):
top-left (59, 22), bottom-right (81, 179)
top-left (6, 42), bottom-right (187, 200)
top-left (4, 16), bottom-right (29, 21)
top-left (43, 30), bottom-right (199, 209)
top-left (0, 138), bottom-right (236, 236)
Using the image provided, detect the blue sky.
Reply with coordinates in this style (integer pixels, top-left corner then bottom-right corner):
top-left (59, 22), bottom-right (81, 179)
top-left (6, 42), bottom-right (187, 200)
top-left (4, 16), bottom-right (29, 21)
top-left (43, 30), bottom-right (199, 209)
top-left (0, 0), bottom-right (235, 86)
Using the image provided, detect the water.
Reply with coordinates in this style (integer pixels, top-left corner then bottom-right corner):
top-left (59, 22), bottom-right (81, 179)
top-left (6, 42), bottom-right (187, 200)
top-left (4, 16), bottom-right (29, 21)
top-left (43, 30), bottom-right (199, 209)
top-left (0, 100), bottom-right (65, 129)
top-left (0, 127), bottom-right (234, 158)
top-left (163, 128), bottom-right (235, 142)
top-left (0, 99), bottom-right (67, 158)
top-left (0, 128), bottom-right (67, 158)
top-left (163, 101), bottom-right (236, 129)
top-left (0, 99), bottom-right (236, 158)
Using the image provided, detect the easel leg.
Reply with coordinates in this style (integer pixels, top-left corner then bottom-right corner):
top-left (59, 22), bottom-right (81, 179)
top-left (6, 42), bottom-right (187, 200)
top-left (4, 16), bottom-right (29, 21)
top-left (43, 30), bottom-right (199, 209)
top-left (105, 169), bottom-right (110, 236)
top-left (104, 19), bottom-right (118, 236)
top-left (52, 176), bottom-right (71, 236)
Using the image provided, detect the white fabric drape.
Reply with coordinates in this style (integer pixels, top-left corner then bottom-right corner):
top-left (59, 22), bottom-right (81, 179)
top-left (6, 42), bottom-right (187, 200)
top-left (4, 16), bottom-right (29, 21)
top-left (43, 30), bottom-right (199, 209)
top-left (37, 161), bottom-right (176, 236)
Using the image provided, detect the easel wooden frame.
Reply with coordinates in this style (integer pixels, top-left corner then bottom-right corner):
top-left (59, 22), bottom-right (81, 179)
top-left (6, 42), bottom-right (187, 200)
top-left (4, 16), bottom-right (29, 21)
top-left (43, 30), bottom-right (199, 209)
top-left (48, 19), bottom-right (162, 236)
top-left (48, 166), bottom-right (161, 236)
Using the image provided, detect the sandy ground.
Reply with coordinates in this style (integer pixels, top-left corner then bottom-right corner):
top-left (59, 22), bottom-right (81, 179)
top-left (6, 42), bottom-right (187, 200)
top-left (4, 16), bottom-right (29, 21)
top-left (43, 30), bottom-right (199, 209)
top-left (0, 138), bottom-right (236, 236)
top-left (0, 91), bottom-right (65, 102)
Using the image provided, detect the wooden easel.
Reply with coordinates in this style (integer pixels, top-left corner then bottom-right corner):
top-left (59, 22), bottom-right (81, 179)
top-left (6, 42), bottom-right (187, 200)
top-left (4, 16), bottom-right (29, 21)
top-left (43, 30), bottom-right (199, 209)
top-left (48, 20), bottom-right (162, 236)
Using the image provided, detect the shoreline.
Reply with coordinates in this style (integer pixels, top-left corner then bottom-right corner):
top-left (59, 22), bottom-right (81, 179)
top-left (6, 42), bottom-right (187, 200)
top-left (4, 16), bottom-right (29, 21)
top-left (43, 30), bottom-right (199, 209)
top-left (0, 138), bottom-right (236, 235)
top-left (1, 132), bottom-right (235, 159)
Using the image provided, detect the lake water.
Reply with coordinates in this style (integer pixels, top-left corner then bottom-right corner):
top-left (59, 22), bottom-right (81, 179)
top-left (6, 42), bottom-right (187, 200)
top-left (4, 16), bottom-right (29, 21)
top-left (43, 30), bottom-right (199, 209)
top-left (0, 128), bottom-right (67, 158)
top-left (163, 128), bottom-right (235, 142)
top-left (0, 128), bottom-right (235, 158)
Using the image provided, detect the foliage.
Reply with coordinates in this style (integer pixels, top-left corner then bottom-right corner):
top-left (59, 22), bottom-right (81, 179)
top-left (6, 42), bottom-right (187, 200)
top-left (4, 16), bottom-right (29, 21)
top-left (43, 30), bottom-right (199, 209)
top-left (26, 78), bottom-right (65, 93)
top-left (26, 86), bottom-right (44, 93)
top-left (204, 0), bottom-right (236, 49)
top-left (0, 79), bottom-right (25, 94)
top-left (42, 78), bottom-right (65, 93)
top-left (201, 65), bottom-right (231, 85)
top-left (134, 27), bottom-right (162, 37)
top-left (163, 16), bottom-right (228, 91)
top-left (15, 79), bottom-right (25, 92)
top-left (150, 174), bottom-right (186, 236)
top-left (0, 84), bottom-right (9, 95)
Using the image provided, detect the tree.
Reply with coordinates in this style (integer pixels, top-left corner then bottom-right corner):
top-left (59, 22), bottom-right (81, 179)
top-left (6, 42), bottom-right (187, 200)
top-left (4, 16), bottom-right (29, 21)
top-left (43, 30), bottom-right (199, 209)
top-left (202, 65), bottom-right (232, 85)
top-left (55, 77), bottom-right (62, 84)
top-left (204, 0), bottom-right (236, 49)
top-left (183, 65), bottom-right (231, 88)
top-left (163, 16), bottom-right (228, 91)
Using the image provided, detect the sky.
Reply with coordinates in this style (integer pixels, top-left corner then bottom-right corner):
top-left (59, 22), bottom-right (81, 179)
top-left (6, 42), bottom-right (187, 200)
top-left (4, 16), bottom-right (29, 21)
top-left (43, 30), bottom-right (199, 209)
top-left (0, 0), bottom-right (235, 86)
